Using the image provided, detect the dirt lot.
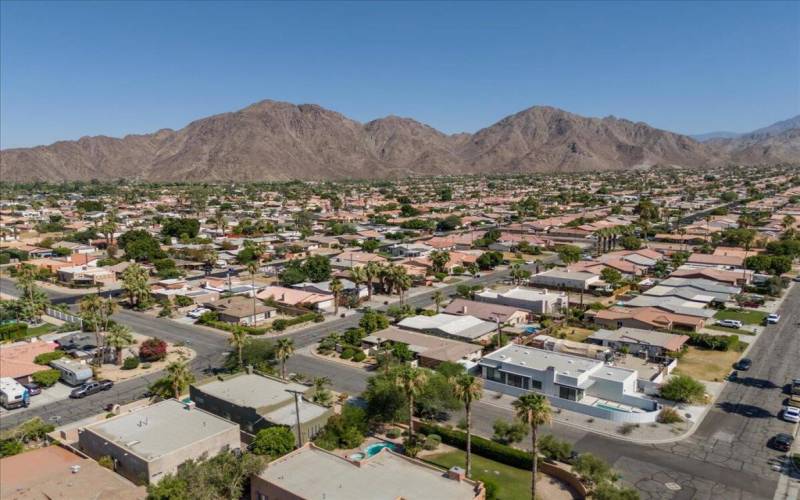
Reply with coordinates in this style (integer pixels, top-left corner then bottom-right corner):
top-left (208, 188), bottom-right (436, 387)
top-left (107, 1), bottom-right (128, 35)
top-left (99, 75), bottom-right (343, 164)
top-left (673, 346), bottom-right (741, 382)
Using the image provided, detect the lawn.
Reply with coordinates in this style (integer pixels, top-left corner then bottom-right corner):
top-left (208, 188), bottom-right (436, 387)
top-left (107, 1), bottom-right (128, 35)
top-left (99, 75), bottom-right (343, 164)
top-left (555, 326), bottom-right (594, 343)
top-left (706, 324), bottom-right (755, 335)
top-left (424, 450), bottom-right (532, 500)
top-left (27, 323), bottom-right (57, 336)
top-left (714, 309), bottom-right (767, 325)
top-left (673, 346), bottom-right (742, 382)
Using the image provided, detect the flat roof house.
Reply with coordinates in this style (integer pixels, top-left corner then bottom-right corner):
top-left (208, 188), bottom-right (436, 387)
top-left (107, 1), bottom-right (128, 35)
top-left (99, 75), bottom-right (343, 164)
top-left (479, 344), bottom-right (659, 422)
top-left (474, 287), bottom-right (567, 315)
top-left (444, 298), bottom-right (529, 326)
top-left (190, 372), bottom-right (332, 440)
top-left (397, 313), bottom-right (497, 343)
top-left (77, 399), bottom-right (240, 485)
top-left (251, 443), bottom-right (485, 500)
top-left (530, 269), bottom-right (600, 291)
top-left (362, 327), bottom-right (483, 368)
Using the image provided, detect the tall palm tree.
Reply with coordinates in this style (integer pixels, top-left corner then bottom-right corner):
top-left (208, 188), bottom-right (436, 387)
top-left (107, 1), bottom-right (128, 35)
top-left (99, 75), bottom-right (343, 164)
top-left (453, 374), bottom-right (483, 478)
top-left (395, 365), bottom-right (427, 437)
top-left (165, 361), bottom-right (195, 399)
top-left (121, 263), bottom-right (150, 308)
top-left (432, 290), bottom-right (446, 313)
top-left (512, 393), bottom-right (552, 500)
top-left (364, 261), bottom-right (380, 301)
top-left (393, 266), bottom-right (412, 305)
top-left (349, 266), bottom-right (366, 302)
top-left (329, 278), bottom-right (344, 315)
top-left (105, 324), bottom-right (134, 365)
top-left (276, 338), bottom-right (295, 379)
top-left (430, 250), bottom-right (451, 275)
top-left (229, 326), bottom-right (249, 369)
top-left (247, 261), bottom-right (259, 324)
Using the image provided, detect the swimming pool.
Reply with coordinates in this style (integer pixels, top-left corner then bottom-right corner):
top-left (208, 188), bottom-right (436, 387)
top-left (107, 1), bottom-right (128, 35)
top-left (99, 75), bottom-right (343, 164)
top-left (595, 403), bottom-right (631, 413)
top-left (363, 442), bottom-right (398, 457)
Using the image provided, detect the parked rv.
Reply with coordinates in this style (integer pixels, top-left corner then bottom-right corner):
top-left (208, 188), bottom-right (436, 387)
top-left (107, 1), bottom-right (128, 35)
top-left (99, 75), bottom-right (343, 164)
top-left (0, 377), bottom-right (30, 409)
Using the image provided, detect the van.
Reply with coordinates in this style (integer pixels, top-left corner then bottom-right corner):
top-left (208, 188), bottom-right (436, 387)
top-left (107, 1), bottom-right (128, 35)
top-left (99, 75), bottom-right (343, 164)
top-left (0, 377), bottom-right (30, 409)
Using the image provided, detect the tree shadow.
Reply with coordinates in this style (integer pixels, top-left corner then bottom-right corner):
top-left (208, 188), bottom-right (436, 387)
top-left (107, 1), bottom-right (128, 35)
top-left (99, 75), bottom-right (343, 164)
top-left (716, 401), bottom-right (773, 418)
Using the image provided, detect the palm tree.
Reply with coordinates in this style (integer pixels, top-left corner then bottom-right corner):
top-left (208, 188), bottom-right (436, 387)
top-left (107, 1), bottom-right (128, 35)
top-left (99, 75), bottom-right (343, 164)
top-left (16, 264), bottom-right (38, 302)
top-left (395, 365), bottom-right (427, 437)
top-left (312, 376), bottom-right (333, 406)
top-left (453, 374), bottom-right (483, 478)
top-left (247, 261), bottom-right (259, 324)
top-left (349, 266), bottom-right (366, 302)
top-left (432, 290), bottom-right (446, 313)
top-left (229, 326), bottom-right (249, 369)
top-left (393, 266), bottom-right (412, 305)
top-left (121, 263), bottom-right (150, 308)
top-left (165, 360), bottom-right (195, 399)
top-left (105, 324), bottom-right (134, 365)
top-left (276, 338), bottom-right (295, 379)
top-left (430, 250), bottom-right (451, 275)
top-left (329, 278), bottom-right (344, 315)
top-left (512, 393), bottom-right (552, 500)
top-left (364, 261), bottom-right (381, 301)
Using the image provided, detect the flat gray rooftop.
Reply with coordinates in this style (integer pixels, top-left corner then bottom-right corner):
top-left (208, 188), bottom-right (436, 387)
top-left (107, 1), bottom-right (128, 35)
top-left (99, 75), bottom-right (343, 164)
top-left (195, 373), bottom-right (308, 409)
top-left (482, 344), bottom-right (600, 377)
top-left (83, 399), bottom-right (237, 461)
top-left (259, 445), bottom-right (479, 500)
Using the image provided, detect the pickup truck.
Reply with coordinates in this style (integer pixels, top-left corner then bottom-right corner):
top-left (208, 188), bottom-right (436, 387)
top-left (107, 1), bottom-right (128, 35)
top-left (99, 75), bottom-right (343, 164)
top-left (69, 380), bottom-right (114, 399)
top-left (788, 394), bottom-right (800, 408)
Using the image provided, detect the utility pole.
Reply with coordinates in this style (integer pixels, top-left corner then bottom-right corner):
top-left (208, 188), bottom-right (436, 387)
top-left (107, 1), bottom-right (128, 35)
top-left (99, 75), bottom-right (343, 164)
top-left (286, 389), bottom-right (304, 448)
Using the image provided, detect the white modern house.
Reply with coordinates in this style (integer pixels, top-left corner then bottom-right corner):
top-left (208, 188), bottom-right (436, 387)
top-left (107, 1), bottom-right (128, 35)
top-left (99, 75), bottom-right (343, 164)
top-left (530, 269), bottom-right (600, 291)
top-left (479, 344), bottom-right (660, 422)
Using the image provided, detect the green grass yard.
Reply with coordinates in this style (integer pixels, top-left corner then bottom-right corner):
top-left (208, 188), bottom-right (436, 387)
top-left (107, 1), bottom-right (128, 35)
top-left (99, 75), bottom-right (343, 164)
top-left (706, 325), bottom-right (755, 335)
top-left (714, 309), bottom-right (768, 325)
top-left (424, 450), bottom-right (533, 500)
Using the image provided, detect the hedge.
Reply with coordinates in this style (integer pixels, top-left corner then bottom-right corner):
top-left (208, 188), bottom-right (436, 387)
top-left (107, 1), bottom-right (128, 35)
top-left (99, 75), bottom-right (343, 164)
top-left (34, 351), bottom-right (65, 365)
top-left (31, 369), bottom-right (61, 387)
top-left (202, 312), bottom-right (319, 336)
top-left (418, 423), bottom-right (534, 469)
top-left (0, 323), bottom-right (28, 341)
top-left (122, 356), bottom-right (140, 370)
top-left (687, 332), bottom-right (739, 351)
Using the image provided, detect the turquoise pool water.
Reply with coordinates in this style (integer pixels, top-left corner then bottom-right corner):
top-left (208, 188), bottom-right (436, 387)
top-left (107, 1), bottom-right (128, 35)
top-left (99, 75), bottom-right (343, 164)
top-left (595, 403), bottom-right (631, 413)
top-left (363, 442), bottom-right (397, 457)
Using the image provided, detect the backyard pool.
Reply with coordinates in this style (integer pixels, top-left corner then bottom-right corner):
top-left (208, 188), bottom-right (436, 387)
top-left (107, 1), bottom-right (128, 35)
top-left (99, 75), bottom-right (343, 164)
top-left (594, 402), bottom-right (632, 413)
top-left (363, 442), bottom-right (398, 457)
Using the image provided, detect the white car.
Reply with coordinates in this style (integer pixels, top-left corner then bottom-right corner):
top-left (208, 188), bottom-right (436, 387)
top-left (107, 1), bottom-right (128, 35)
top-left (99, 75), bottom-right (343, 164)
top-left (783, 406), bottom-right (800, 423)
top-left (766, 313), bottom-right (780, 324)
top-left (716, 319), bottom-right (743, 329)
top-left (188, 307), bottom-right (210, 319)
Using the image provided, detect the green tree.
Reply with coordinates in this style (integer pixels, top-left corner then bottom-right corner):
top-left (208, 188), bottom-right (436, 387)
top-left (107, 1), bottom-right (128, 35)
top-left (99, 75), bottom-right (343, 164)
top-left (432, 290), bottom-right (446, 313)
top-left (660, 374), bottom-right (706, 403)
top-left (165, 360), bottom-right (194, 399)
top-left (557, 245), bottom-right (581, 265)
top-left (121, 263), bottom-right (151, 308)
top-left (105, 323), bottom-right (134, 365)
top-left (276, 338), bottom-right (295, 379)
top-left (251, 426), bottom-right (296, 459)
top-left (452, 374), bottom-right (483, 478)
top-left (395, 365), bottom-right (428, 437)
top-left (229, 327), bottom-right (249, 370)
top-left (600, 267), bottom-right (623, 289)
top-left (330, 278), bottom-right (344, 315)
top-left (512, 393), bottom-right (552, 500)
top-left (303, 255), bottom-right (332, 282)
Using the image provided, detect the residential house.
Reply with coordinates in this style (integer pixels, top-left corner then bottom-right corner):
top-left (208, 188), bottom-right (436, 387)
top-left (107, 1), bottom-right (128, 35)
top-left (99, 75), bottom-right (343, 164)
top-left (257, 286), bottom-right (335, 311)
top-left (361, 327), bottom-right (483, 369)
top-left (474, 287), bottom-right (567, 315)
top-left (397, 313), bottom-right (497, 343)
top-left (207, 296), bottom-right (277, 326)
top-left (587, 327), bottom-right (690, 359)
top-left (530, 269), bottom-right (600, 291)
top-left (443, 298), bottom-right (529, 326)
top-left (586, 306), bottom-right (706, 332)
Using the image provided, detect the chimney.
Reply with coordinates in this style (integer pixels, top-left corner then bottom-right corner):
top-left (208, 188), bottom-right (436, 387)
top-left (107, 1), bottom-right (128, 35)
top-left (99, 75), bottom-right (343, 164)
top-left (461, 305), bottom-right (467, 314)
top-left (184, 401), bottom-right (196, 411)
top-left (447, 466), bottom-right (466, 482)
top-left (246, 365), bottom-right (254, 375)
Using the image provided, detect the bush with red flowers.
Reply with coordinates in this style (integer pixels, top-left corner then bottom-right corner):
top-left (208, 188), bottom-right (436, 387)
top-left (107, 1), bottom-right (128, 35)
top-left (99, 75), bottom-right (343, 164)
top-left (139, 337), bottom-right (167, 362)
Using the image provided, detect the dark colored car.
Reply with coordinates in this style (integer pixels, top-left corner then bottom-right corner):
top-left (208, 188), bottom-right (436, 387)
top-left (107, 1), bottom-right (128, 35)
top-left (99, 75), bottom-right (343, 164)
top-left (69, 380), bottom-right (113, 399)
top-left (736, 358), bottom-right (752, 371)
top-left (22, 383), bottom-right (42, 396)
top-left (770, 433), bottom-right (794, 452)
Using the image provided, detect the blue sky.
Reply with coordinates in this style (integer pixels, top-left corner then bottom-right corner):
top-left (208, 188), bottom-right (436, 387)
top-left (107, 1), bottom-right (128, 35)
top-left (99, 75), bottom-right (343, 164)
top-left (1, 1), bottom-right (798, 148)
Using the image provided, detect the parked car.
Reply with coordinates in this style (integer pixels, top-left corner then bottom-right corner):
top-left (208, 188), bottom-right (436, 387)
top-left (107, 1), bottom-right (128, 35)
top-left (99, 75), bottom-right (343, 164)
top-left (766, 314), bottom-right (780, 324)
top-left (787, 394), bottom-right (800, 408)
top-left (22, 383), bottom-right (41, 396)
top-left (736, 358), bottom-right (752, 371)
top-left (782, 406), bottom-right (800, 423)
top-left (770, 433), bottom-right (794, 452)
top-left (69, 380), bottom-right (113, 399)
top-left (717, 319), bottom-right (743, 329)
top-left (188, 307), bottom-right (210, 319)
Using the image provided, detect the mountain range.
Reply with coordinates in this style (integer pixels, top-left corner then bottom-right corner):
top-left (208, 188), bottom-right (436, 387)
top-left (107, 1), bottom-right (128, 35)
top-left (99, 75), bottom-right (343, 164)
top-left (1, 101), bottom-right (798, 182)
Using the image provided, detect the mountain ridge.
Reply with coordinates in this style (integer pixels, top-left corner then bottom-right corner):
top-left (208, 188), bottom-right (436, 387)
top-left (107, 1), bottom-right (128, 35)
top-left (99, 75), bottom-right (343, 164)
top-left (1, 100), bottom-right (797, 182)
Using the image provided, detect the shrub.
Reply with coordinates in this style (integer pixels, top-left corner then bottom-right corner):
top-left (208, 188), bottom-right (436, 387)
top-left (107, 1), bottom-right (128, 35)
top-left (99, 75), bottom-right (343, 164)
top-left (657, 407), bottom-right (684, 424)
top-left (573, 452), bottom-right (617, 486)
top-left (252, 426), bottom-right (296, 458)
top-left (0, 439), bottom-right (24, 457)
top-left (272, 319), bottom-right (288, 331)
top-left (538, 434), bottom-right (572, 462)
top-left (618, 423), bottom-right (639, 435)
top-left (386, 428), bottom-right (402, 439)
top-left (31, 369), bottom-right (61, 387)
top-left (174, 295), bottom-right (194, 307)
top-left (98, 455), bottom-right (115, 470)
top-left (492, 419), bottom-right (528, 445)
top-left (340, 348), bottom-right (355, 360)
top-left (0, 323), bottom-right (27, 341)
top-left (660, 374), bottom-right (706, 403)
top-left (122, 356), bottom-right (140, 370)
top-left (352, 351), bottom-right (366, 362)
top-left (139, 337), bottom-right (168, 361)
top-left (423, 434), bottom-right (442, 450)
top-left (418, 423), bottom-right (534, 469)
top-left (34, 350), bottom-right (65, 365)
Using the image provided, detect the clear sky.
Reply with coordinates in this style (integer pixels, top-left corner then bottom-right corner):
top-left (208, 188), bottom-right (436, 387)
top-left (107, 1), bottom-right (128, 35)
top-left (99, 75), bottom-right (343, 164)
top-left (1, 1), bottom-right (798, 148)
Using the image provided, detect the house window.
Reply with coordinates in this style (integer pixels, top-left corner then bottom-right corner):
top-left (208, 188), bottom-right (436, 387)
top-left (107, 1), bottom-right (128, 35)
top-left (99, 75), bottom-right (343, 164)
top-left (485, 367), bottom-right (504, 383)
top-left (530, 379), bottom-right (542, 390)
top-left (505, 373), bottom-right (529, 389)
top-left (559, 386), bottom-right (578, 401)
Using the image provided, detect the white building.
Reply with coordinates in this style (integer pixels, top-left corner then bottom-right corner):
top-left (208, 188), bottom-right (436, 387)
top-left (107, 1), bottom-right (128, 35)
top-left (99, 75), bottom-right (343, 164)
top-left (474, 287), bottom-right (567, 315)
